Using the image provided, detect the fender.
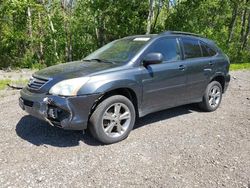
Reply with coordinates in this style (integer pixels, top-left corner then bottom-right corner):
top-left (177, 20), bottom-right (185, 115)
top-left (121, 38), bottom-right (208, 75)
top-left (77, 70), bottom-right (143, 107)
top-left (209, 71), bottom-right (226, 82)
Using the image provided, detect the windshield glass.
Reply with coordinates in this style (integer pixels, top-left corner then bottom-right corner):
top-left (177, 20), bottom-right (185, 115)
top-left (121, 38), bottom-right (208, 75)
top-left (84, 37), bottom-right (151, 63)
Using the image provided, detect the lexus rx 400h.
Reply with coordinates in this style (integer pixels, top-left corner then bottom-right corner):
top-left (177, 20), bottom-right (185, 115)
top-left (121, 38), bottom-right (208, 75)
top-left (19, 31), bottom-right (230, 144)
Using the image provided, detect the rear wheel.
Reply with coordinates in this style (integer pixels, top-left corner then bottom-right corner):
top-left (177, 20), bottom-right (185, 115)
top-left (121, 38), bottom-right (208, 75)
top-left (199, 81), bottom-right (222, 112)
top-left (89, 95), bottom-right (136, 144)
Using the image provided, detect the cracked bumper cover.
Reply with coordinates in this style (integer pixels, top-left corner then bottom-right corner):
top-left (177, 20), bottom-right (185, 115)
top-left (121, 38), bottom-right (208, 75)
top-left (19, 87), bottom-right (101, 130)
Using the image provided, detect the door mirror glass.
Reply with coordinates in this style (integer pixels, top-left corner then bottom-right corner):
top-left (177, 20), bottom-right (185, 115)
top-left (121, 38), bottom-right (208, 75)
top-left (143, 53), bottom-right (163, 66)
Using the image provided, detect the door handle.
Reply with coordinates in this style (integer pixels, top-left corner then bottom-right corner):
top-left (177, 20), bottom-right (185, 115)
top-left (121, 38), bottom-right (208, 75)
top-left (178, 65), bottom-right (186, 71)
top-left (209, 61), bottom-right (214, 66)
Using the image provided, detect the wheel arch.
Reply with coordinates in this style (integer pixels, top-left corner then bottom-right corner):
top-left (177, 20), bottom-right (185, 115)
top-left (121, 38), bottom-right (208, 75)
top-left (89, 87), bottom-right (139, 121)
top-left (210, 75), bottom-right (225, 93)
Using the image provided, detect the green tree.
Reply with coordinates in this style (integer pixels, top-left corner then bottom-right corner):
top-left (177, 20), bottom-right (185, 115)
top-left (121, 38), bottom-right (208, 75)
top-left (0, 0), bottom-right (249, 69)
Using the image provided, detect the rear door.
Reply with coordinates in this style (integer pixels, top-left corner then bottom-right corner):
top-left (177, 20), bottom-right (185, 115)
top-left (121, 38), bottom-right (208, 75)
top-left (140, 37), bottom-right (188, 113)
top-left (180, 37), bottom-right (215, 101)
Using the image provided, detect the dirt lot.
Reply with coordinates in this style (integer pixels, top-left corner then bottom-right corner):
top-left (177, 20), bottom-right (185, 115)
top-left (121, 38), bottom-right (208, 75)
top-left (0, 70), bottom-right (249, 187)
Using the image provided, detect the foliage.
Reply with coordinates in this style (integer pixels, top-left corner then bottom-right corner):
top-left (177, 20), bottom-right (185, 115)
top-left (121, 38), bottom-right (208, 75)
top-left (230, 62), bottom-right (250, 70)
top-left (0, 79), bottom-right (28, 90)
top-left (0, 0), bottom-right (249, 69)
top-left (0, 79), bottom-right (11, 90)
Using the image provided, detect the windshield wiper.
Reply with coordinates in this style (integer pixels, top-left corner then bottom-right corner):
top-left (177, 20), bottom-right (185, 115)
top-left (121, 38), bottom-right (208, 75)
top-left (83, 58), bottom-right (116, 64)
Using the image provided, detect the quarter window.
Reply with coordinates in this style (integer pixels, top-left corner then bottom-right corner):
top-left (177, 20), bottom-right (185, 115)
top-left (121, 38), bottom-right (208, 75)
top-left (200, 42), bottom-right (217, 57)
top-left (147, 38), bottom-right (181, 62)
top-left (182, 38), bottom-right (202, 59)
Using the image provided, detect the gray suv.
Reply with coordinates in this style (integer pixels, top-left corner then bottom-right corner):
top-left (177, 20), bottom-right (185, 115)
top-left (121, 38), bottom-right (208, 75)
top-left (19, 31), bottom-right (230, 144)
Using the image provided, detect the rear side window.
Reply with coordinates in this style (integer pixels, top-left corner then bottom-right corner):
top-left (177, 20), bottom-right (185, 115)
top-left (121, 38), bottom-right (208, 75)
top-left (147, 38), bottom-right (181, 62)
top-left (182, 38), bottom-right (202, 59)
top-left (200, 42), bottom-right (217, 57)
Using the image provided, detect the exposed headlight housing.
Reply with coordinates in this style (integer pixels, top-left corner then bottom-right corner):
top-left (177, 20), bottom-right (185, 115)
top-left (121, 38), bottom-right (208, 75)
top-left (49, 77), bottom-right (90, 96)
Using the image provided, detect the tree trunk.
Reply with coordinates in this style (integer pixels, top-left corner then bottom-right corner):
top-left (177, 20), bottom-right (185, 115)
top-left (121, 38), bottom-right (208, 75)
top-left (41, 0), bottom-right (58, 60)
top-left (27, 6), bottom-right (34, 53)
top-left (38, 12), bottom-right (44, 64)
top-left (95, 12), bottom-right (105, 47)
top-left (146, 0), bottom-right (154, 34)
top-left (238, 0), bottom-right (249, 54)
top-left (227, 2), bottom-right (238, 46)
top-left (165, 0), bottom-right (170, 10)
top-left (242, 12), bottom-right (250, 49)
top-left (68, 9), bottom-right (73, 61)
top-left (240, 1), bottom-right (248, 43)
top-left (47, 14), bottom-right (59, 60)
top-left (152, 0), bottom-right (161, 33)
top-left (62, 1), bottom-right (73, 62)
top-left (63, 9), bottom-right (69, 61)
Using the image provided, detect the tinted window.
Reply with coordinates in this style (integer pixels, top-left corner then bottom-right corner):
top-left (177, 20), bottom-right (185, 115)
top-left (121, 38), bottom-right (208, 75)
top-left (147, 38), bottom-right (181, 62)
top-left (200, 42), bottom-right (217, 57)
top-left (182, 38), bottom-right (202, 59)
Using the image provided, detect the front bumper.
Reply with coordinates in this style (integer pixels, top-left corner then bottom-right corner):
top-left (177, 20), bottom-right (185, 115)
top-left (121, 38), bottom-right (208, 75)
top-left (19, 87), bottom-right (101, 130)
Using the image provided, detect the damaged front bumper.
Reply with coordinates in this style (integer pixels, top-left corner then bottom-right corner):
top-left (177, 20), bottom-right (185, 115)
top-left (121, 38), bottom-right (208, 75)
top-left (19, 87), bottom-right (101, 130)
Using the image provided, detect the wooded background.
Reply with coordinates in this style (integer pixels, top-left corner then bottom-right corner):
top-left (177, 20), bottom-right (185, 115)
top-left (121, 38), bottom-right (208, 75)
top-left (0, 0), bottom-right (249, 69)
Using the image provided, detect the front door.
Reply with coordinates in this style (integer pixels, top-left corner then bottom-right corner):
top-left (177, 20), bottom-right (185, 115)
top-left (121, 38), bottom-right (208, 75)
top-left (140, 37), bottom-right (188, 115)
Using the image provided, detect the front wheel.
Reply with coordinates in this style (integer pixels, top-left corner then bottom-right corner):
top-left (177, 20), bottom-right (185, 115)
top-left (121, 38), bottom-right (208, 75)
top-left (199, 81), bottom-right (222, 112)
top-left (89, 95), bottom-right (136, 144)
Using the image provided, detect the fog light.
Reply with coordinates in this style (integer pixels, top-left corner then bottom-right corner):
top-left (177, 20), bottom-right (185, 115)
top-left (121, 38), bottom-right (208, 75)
top-left (48, 108), bottom-right (58, 119)
top-left (47, 105), bottom-right (69, 123)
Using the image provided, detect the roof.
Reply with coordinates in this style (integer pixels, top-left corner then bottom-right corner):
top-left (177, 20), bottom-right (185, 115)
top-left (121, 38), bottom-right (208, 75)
top-left (124, 31), bottom-right (205, 40)
top-left (160, 31), bottom-right (204, 38)
top-left (122, 31), bottom-right (215, 45)
top-left (160, 31), bottom-right (216, 46)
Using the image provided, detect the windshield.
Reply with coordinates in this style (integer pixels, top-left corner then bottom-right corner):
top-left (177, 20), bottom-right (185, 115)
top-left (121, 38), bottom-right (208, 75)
top-left (84, 37), bottom-right (151, 63)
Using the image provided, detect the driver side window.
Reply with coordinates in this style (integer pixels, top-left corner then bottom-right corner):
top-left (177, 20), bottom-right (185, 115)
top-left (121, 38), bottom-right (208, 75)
top-left (147, 38), bottom-right (181, 62)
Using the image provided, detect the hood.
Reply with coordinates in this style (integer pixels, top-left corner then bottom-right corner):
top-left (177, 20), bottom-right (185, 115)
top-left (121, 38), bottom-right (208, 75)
top-left (34, 60), bottom-right (120, 80)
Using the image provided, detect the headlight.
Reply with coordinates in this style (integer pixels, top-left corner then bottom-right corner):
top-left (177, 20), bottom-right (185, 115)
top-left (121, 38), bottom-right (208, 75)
top-left (49, 77), bottom-right (90, 96)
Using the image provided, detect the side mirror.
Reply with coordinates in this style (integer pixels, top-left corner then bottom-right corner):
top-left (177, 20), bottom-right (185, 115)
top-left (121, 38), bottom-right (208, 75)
top-left (143, 53), bottom-right (163, 66)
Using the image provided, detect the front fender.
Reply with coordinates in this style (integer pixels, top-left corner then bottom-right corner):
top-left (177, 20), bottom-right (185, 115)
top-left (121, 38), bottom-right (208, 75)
top-left (77, 71), bottom-right (142, 104)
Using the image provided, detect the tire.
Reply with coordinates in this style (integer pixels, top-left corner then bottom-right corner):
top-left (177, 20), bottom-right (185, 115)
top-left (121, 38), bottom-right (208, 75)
top-left (199, 81), bottom-right (222, 112)
top-left (89, 95), bottom-right (136, 144)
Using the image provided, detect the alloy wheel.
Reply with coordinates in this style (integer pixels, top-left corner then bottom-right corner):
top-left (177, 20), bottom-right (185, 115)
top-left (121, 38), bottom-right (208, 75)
top-left (208, 85), bottom-right (221, 108)
top-left (102, 103), bottom-right (131, 138)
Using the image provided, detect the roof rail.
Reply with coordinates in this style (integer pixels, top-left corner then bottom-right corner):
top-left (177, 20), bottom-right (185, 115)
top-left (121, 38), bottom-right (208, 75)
top-left (160, 31), bottom-right (204, 38)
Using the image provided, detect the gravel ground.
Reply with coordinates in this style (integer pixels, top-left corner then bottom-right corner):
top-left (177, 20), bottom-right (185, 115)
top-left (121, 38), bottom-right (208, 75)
top-left (0, 70), bottom-right (249, 188)
top-left (0, 69), bottom-right (34, 80)
top-left (0, 69), bottom-right (34, 98)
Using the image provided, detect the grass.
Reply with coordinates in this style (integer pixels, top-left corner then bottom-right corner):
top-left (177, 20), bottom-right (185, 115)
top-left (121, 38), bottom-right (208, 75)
top-left (230, 63), bottom-right (250, 71)
top-left (0, 79), bottom-right (11, 90)
top-left (0, 79), bottom-right (28, 90)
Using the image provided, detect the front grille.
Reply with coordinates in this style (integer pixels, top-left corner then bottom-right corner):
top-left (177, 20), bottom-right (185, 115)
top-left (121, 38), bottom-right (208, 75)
top-left (28, 76), bottom-right (49, 90)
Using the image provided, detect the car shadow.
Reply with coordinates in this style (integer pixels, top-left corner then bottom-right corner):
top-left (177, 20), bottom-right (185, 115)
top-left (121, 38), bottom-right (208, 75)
top-left (15, 115), bottom-right (101, 147)
top-left (134, 104), bottom-right (202, 129)
top-left (16, 104), bottom-right (201, 147)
